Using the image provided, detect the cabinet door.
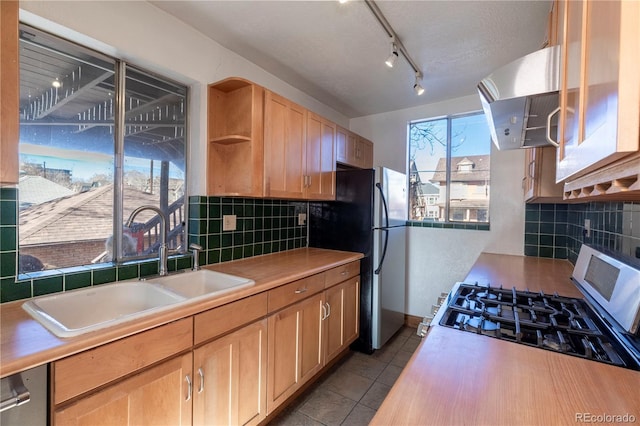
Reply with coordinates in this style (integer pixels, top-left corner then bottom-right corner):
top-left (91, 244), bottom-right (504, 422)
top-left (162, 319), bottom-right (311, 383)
top-left (523, 147), bottom-right (564, 202)
top-left (193, 319), bottom-right (267, 426)
top-left (557, 0), bottom-right (640, 181)
top-left (264, 90), bottom-right (306, 199)
top-left (54, 354), bottom-right (192, 426)
top-left (306, 113), bottom-right (336, 200)
top-left (267, 292), bottom-right (323, 413)
top-left (324, 277), bottom-right (360, 363)
top-left (0, 0), bottom-right (19, 185)
top-left (360, 138), bottom-right (374, 169)
top-left (336, 126), bottom-right (349, 164)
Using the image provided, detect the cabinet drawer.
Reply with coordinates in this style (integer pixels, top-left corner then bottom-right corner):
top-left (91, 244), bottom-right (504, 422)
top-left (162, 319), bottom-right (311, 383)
top-left (194, 293), bottom-right (268, 345)
top-left (53, 318), bottom-right (193, 405)
top-left (325, 260), bottom-right (360, 288)
top-left (268, 273), bottom-right (325, 313)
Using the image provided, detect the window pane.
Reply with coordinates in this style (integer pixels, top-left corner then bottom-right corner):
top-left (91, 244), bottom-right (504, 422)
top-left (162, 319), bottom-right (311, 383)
top-left (408, 119), bottom-right (447, 221)
top-left (121, 66), bottom-right (187, 260)
top-left (448, 114), bottom-right (491, 223)
top-left (18, 26), bottom-right (116, 273)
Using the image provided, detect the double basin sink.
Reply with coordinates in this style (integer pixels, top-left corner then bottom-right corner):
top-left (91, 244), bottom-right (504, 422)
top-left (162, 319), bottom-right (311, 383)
top-left (22, 270), bottom-right (255, 338)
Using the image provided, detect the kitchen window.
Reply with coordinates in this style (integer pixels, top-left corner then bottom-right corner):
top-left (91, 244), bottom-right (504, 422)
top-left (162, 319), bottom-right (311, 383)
top-left (408, 112), bottom-right (491, 224)
top-left (17, 24), bottom-right (187, 274)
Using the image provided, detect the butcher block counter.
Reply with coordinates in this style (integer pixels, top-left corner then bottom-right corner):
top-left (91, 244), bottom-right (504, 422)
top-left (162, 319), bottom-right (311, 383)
top-left (0, 248), bottom-right (362, 378)
top-left (372, 253), bottom-right (640, 426)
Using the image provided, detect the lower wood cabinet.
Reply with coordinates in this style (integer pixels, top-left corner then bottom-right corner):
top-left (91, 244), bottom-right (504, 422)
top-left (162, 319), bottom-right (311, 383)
top-left (266, 274), bottom-right (360, 415)
top-left (266, 292), bottom-right (324, 412)
top-left (54, 353), bottom-right (193, 426)
top-left (193, 319), bottom-right (267, 426)
top-left (51, 262), bottom-right (361, 425)
top-left (324, 277), bottom-right (360, 363)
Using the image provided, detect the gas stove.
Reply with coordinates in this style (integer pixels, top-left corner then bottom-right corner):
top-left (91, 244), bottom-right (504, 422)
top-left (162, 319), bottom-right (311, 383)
top-left (436, 245), bottom-right (640, 371)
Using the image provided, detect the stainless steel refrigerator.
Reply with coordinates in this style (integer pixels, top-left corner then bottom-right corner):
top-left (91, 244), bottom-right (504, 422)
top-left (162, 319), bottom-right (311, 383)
top-left (309, 167), bottom-right (407, 353)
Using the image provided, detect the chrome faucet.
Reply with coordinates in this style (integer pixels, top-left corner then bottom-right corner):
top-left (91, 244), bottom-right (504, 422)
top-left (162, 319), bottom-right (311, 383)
top-left (126, 205), bottom-right (169, 276)
top-left (189, 243), bottom-right (203, 271)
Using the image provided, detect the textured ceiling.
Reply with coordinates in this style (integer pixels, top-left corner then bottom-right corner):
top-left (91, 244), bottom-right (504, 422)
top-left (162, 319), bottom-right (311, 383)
top-left (151, 0), bottom-right (551, 118)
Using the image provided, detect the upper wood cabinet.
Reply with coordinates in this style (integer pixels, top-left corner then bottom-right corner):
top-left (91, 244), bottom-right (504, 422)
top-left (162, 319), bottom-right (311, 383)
top-left (0, 1), bottom-right (20, 185)
top-left (523, 147), bottom-right (564, 203)
top-left (305, 112), bottom-right (336, 200)
top-left (208, 78), bottom-right (349, 200)
top-left (207, 78), bottom-right (265, 197)
top-left (263, 90), bottom-right (307, 199)
top-left (336, 126), bottom-right (374, 169)
top-left (556, 0), bottom-right (640, 182)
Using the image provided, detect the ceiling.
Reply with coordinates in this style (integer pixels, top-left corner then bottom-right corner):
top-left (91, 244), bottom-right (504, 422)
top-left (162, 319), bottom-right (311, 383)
top-left (151, 0), bottom-right (552, 118)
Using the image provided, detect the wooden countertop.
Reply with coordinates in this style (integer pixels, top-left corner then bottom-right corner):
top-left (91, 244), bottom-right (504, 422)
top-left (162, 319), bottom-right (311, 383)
top-left (0, 248), bottom-right (362, 378)
top-left (372, 253), bottom-right (640, 426)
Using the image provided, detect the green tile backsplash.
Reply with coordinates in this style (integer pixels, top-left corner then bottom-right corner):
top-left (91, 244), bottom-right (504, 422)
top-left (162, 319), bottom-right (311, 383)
top-left (0, 186), bottom-right (308, 303)
top-left (525, 202), bottom-right (640, 264)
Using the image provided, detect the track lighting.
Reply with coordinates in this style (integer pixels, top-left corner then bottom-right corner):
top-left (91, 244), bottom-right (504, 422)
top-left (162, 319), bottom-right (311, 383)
top-left (364, 0), bottom-right (425, 97)
top-left (414, 72), bottom-right (425, 96)
top-left (385, 42), bottom-right (398, 68)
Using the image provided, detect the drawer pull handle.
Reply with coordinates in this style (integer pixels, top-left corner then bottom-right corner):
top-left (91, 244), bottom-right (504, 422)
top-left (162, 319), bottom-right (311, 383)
top-left (340, 270), bottom-right (348, 276)
top-left (294, 288), bottom-right (307, 294)
top-left (326, 302), bottom-right (331, 318)
top-left (185, 375), bottom-right (192, 401)
top-left (198, 368), bottom-right (205, 393)
top-left (321, 303), bottom-right (327, 320)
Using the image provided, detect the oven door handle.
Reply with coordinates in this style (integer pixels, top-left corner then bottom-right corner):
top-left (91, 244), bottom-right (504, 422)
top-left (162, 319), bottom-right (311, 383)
top-left (0, 373), bottom-right (30, 413)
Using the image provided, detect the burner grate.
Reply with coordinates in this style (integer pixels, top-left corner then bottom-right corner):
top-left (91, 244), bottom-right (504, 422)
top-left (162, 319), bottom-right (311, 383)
top-left (440, 284), bottom-right (637, 370)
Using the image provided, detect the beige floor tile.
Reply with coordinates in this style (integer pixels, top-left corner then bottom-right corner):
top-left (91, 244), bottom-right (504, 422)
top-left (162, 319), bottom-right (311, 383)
top-left (401, 336), bottom-right (422, 353)
top-left (359, 381), bottom-right (392, 410)
top-left (376, 363), bottom-right (403, 387)
top-left (369, 345), bottom-right (396, 363)
top-left (389, 349), bottom-right (412, 368)
top-left (269, 410), bottom-right (325, 426)
top-left (340, 403), bottom-right (377, 426)
top-left (298, 388), bottom-right (357, 426)
top-left (321, 370), bottom-right (374, 401)
top-left (338, 352), bottom-right (387, 381)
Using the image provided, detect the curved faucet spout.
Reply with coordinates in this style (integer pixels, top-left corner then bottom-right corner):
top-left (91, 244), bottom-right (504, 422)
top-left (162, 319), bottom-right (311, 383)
top-left (126, 205), bottom-right (169, 276)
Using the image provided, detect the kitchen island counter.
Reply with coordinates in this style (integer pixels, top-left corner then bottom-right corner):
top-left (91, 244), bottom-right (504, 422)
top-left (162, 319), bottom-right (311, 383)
top-left (372, 253), bottom-right (640, 426)
top-left (0, 247), bottom-right (362, 378)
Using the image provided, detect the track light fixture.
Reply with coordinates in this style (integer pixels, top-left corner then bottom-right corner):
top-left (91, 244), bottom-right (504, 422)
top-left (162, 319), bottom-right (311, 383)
top-left (385, 42), bottom-right (398, 68)
top-left (413, 72), bottom-right (425, 96)
top-left (364, 0), bottom-right (425, 96)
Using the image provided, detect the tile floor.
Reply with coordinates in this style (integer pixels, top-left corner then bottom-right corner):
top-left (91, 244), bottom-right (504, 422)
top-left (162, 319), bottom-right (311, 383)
top-left (269, 326), bottom-right (422, 426)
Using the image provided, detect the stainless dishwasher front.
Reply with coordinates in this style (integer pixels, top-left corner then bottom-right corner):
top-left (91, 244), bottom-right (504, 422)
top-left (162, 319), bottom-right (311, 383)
top-left (0, 364), bottom-right (48, 425)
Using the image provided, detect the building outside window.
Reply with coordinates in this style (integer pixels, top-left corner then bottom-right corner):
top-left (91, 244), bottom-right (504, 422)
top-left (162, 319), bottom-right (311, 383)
top-left (18, 24), bottom-right (187, 274)
top-left (408, 112), bottom-right (491, 223)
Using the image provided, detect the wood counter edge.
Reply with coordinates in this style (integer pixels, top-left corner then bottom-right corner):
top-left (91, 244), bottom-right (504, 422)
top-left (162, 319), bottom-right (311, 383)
top-left (0, 248), bottom-right (363, 378)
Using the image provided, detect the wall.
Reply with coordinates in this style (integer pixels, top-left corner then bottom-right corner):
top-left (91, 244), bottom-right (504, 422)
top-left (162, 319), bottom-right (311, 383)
top-left (350, 95), bottom-right (526, 318)
top-left (1, 2), bottom-right (332, 303)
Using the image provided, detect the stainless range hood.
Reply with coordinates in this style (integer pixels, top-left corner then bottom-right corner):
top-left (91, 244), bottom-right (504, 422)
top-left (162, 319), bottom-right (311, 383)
top-left (478, 45), bottom-right (561, 150)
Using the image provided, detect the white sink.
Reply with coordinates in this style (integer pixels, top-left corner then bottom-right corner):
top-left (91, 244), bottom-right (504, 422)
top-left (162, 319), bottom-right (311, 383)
top-left (22, 282), bottom-right (187, 338)
top-left (149, 269), bottom-right (255, 301)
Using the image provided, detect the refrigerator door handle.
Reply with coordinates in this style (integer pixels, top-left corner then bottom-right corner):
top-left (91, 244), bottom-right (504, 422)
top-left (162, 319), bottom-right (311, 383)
top-left (375, 182), bottom-right (390, 228)
top-left (374, 228), bottom-right (389, 275)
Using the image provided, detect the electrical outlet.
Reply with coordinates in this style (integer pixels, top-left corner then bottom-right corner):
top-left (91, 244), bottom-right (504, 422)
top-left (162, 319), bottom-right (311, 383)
top-left (223, 214), bottom-right (237, 231)
top-left (298, 213), bottom-right (307, 226)
top-left (584, 219), bottom-right (591, 237)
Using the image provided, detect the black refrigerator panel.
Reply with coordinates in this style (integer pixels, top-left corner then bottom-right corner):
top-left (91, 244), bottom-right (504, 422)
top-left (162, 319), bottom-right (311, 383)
top-left (309, 168), bottom-right (375, 353)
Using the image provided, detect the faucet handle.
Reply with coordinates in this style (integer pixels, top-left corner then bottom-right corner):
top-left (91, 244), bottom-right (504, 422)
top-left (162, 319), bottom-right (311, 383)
top-left (189, 243), bottom-right (203, 271)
